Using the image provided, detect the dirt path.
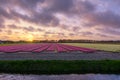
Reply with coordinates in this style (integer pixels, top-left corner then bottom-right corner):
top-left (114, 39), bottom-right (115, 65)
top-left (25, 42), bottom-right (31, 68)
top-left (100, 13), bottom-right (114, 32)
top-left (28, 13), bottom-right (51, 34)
top-left (0, 74), bottom-right (119, 80)
top-left (0, 51), bottom-right (120, 60)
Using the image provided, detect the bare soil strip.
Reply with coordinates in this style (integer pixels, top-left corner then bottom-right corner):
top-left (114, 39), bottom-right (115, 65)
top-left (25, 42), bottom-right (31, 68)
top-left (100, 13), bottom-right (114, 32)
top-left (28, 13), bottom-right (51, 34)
top-left (0, 51), bottom-right (120, 60)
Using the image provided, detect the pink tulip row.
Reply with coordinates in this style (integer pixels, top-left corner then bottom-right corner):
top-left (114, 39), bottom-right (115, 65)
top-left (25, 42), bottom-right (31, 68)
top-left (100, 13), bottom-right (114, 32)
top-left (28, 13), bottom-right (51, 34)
top-left (33, 44), bottom-right (50, 52)
top-left (56, 44), bottom-right (67, 52)
top-left (58, 44), bottom-right (96, 53)
top-left (46, 44), bottom-right (56, 51)
top-left (0, 43), bottom-right (96, 53)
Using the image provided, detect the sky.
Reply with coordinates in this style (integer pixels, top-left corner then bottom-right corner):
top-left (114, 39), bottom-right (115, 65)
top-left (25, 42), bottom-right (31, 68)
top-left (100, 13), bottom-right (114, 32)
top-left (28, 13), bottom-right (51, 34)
top-left (0, 0), bottom-right (120, 41)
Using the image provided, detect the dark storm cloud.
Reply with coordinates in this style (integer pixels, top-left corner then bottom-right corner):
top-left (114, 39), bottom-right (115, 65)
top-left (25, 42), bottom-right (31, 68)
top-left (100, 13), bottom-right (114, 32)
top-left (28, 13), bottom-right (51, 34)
top-left (47, 0), bottom-right (73, 12)
top-left (31, 12), bottom-right (59, 26)
top-left (47, 0), bottom-right (95, 15)
top-left (0, 0), bottom-right (59, 27)
top-left (75, 0), bottom-right (95, 14)
top-left (16, 0), bottom-right (61, 27)
top-left (16, 0), bottom-right (60, 26)
top-left (85, 11), bottom-right (120, 28)
top-left (0, 6), bottom-right (20, 22)
top-left (20, 0), bottom-right (44, 7)
top-left (83, 10), bottom-right (120, 36)
top-left (0, 0), bottom-right (96, 28)
top-left (0, 0), bottom-right (13, 5)
top-left (8, 10), bottom-right (54, 27)
top-left (13, 0), bottom-right (45, 11)
top-left (46, 0), bottom-right (96, 17)
top-left (0, 0), bottom-right (97, 28)
top-left (0, 6), bottom-right (12, 19)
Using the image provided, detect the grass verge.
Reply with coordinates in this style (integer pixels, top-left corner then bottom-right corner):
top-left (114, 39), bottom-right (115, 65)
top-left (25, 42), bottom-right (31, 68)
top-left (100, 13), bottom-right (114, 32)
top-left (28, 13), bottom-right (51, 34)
top-left (0, 60), bottom-right (120, 74)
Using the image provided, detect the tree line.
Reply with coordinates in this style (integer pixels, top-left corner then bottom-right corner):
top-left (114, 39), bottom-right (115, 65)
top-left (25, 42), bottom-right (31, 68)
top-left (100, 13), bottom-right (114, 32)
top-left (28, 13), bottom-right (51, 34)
top-left (0, 39), bottom-right (120, 44)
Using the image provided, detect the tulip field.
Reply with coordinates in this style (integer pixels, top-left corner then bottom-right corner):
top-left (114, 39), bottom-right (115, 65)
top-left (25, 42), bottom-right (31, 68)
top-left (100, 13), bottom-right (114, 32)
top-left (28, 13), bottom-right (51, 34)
top-left (0, 43), bottom-right (96, 53)
top-left (63, 43), bottom-right (120, 52)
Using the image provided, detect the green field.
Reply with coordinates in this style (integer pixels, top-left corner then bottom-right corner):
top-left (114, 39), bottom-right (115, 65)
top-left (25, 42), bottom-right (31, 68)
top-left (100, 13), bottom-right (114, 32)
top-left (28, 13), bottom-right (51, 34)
top-left (0, 43), bottom-right (31, 46)
top-left (63, 43), bottom-right (120, 52)
top-left (0, 44), bottom-right (14, 46)
top-left (0, 60), bottom-right (120, 74)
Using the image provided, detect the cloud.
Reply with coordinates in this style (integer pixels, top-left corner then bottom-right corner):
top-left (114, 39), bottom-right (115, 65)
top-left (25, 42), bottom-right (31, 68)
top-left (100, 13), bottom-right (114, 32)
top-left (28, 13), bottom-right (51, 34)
top-left (0, 17), bottom-right (5, 30)
top-left (0, 19), bottom-right (4, 28)
top-left (7, 24), bottom-right (20, 29)
top-left (69, 33), bottom-right (76, 36)
top-left (0, 29), bottom-right (2, 32)
top-left (59, 24), bottom-right (71, 30)
top-left (80, 31), bottom-right (93, 36)
top-left (22, 26), bottom-right (36, 32)
top-left (6, 30), bottom-right (12, 35)
top-left (32, 12), bottom-right (60, 26)
top-left (72, 26), bottom-right (81, 32)
top-left (0, 0), bottom-right (96, 28)
top-left (45, 31), bottom-right (55, 34)
top-left (0, 6), bottom-right (13, 19)
top-left (85, 11), bottom-right (120, 28)
top-left (0, 0), bottom-right (59, 27)
top-left (0, 0), bottom-right (120, 40)
top-left (0, 0), bottom-right (96, 27)
top-left (96, 27), bottom-right (120, 35)
top-left (7, 24), bottom-right (44, 32)
top-left (37, 28), bottom-right (44, 32)
top-left (47, 0), bottom-right (73, 13)
top-left (13, 0), bottom-right (45, 11)
top-left (75, 0), bottom-right (95, 14)
top-left (96, 33), bottom-right (114, 38)
top-left (58, 32), bottom-right (65, 36)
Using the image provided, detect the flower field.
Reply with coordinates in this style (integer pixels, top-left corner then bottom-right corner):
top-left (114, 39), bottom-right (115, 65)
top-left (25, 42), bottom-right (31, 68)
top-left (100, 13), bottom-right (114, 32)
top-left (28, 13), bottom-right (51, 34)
top-left (63, 43), bottom-right (120, 52)
top-left (0, 43), bottom-right (96, 53)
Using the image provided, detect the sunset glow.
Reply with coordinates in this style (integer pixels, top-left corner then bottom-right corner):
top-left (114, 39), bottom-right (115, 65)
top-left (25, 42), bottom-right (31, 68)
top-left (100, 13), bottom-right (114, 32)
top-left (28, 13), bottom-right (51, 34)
top-left (0, 0), bottom-right (120, 41)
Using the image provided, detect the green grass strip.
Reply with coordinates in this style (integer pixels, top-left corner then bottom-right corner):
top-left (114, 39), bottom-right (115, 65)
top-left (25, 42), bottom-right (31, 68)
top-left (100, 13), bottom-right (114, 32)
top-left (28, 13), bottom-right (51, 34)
top-left (0, 60), bottom-right (120, 74)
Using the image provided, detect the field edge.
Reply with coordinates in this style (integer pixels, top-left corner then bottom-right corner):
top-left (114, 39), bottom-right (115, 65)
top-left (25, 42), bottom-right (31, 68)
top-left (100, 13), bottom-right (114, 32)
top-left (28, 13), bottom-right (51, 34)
top-left (0, 60), bottom-right (120, 74)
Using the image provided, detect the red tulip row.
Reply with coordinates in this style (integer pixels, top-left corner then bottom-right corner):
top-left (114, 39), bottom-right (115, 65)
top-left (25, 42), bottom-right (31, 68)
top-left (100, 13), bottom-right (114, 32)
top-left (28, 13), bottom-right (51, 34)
top-left (0, 43), bottom-right (96, 53)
